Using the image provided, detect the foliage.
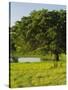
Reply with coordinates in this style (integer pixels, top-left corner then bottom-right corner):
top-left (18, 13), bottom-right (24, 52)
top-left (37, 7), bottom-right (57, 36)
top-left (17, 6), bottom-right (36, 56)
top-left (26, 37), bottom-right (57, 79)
top-left (10, 9), bottom-right (66, 61)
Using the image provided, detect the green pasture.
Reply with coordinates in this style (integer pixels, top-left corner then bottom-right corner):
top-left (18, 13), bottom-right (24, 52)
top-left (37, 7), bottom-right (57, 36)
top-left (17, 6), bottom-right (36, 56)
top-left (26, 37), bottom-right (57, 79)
top-left (10, 58), bottom-right (66, 88)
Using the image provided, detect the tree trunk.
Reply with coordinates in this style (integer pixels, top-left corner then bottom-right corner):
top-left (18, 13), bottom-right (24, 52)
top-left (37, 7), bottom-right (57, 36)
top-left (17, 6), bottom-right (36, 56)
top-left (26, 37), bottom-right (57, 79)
top-left (55, 53), bottom-right (59, 61)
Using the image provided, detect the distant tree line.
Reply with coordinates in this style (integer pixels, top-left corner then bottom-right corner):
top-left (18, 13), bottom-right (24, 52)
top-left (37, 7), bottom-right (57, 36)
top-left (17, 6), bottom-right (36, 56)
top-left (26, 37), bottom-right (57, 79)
top-left (10, 9), bottom-right (66, 61)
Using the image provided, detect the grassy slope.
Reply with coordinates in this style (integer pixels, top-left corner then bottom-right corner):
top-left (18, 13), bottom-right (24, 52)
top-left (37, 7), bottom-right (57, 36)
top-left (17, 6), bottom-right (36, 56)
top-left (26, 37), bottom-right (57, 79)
top-left (10, 60), bottom-right (66, 88)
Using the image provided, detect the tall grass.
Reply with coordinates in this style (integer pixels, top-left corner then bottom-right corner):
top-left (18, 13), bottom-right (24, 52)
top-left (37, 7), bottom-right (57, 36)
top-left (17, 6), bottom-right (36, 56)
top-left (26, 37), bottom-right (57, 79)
top-left (10, 59), bottom-right (66, 88)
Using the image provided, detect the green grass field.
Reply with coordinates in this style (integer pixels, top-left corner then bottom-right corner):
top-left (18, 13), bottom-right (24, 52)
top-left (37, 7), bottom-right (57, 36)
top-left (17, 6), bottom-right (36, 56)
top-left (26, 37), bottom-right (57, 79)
top-left (10, 59), bottom-right (66, 88)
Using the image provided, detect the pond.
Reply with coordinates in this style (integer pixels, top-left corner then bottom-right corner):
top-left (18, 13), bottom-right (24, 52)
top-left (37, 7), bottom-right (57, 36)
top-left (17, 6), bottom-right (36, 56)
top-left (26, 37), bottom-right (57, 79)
top-left (18, 57), bottom-right (40, 62)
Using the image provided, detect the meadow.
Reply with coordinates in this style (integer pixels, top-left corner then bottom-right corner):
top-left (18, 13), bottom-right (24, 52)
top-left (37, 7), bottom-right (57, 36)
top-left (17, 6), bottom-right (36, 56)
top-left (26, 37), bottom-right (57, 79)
top-left (10, 54), bottom-right (66, 88)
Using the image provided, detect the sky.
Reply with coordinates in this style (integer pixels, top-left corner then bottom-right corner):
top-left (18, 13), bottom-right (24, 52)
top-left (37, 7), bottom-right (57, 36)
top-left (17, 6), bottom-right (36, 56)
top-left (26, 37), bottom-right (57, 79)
top-left (10, 2), bottom-right (66, 27)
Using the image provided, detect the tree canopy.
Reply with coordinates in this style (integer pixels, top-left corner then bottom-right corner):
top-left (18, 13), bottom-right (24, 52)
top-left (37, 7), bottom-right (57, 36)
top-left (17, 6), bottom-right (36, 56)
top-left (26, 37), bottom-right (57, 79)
top-left (10, 9), bottom-right (66, 61)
